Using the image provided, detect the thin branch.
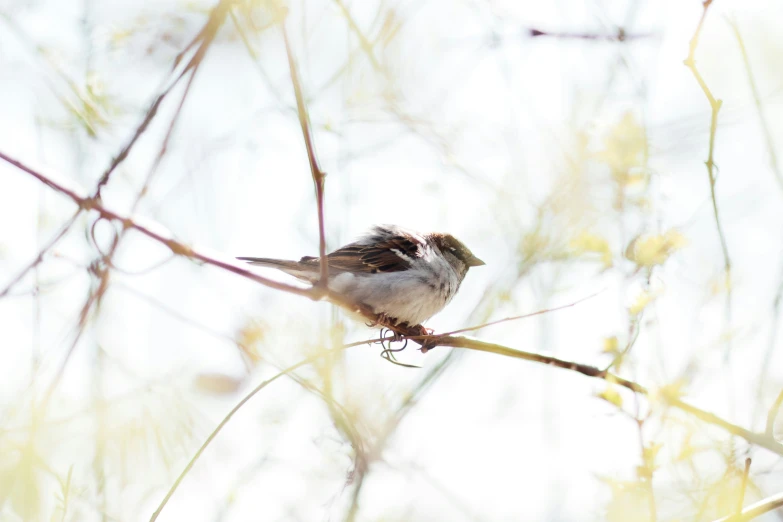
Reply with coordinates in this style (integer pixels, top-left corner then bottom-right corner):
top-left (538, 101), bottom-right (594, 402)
top-left (683, 0), bottom-right (731, 270)
top-left (280, 15), bottom-right (329, 287)
top-left (736, 458), bottom-right (752, 518)
top-left (683, 0), bottom-right (733, 359)
top-left (0, 150), bottom-right (316, 299)
top-left (93, 0), bottom-right (236, 197)
top-left (149, 325), bottom-right (783, 521)
top-left (40, 264), bottom-right (108, 408)
top-left (766, 388), bottom-right (783, 437)
top-left (528, 27), bottom-right (654, 41)
top-left (435, 290), bottom-right (602, 337)
top-left (334, 0), bottom-right (382, 70)
top-left (1, 0), bottom-right (238, 299)
top-left (727, 18), bottom-right (783, 193)
top-left (149, 340), bottom-right (369, 522)
top-left (0, 209), bottom-right (79, 298)
top-left (711, 490), bottom-right (783, 522)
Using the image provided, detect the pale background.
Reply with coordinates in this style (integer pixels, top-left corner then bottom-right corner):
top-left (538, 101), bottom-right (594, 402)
top-left (1, 0), bottom-right (783, 520)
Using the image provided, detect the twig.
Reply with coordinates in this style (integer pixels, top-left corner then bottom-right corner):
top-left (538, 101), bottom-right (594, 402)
top-left (149, 326), bottom-right (783, 522)
top-left (766, 388), bottom-right (783, 437)
top-left (683, 0), bottom-right (732, 293)
top-left (93, 0), bottom-right (236, 197)
top-left (0, 150), bottom-right (316, 299)
top-left (727, 19), bottom-right (783, 193)
top-left (280, 16), bottom-right (329, 287)
top-left (148, 344), bottom-right (355, 522)
top-left (334, 0), bottom-right (382, 70)
top-left (0, 210), bottom-right (79, 298)
top-left (528, 28), bottom-right (653, 41)
top-left (1, 0), bottom-right (237, 300)
top-left (735, 458), bottom-right (751, 519)
top-left (711, 488), bottom-right (783, 522)
top-left (433, 290), bottom-right (602, 337)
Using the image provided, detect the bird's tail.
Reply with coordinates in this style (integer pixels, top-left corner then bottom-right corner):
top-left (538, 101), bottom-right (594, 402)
top-left (236, 257), bottom-right (318, 282)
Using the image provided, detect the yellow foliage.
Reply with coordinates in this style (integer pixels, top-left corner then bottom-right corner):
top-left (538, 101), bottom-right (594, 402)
top-left (641, 443), bottom-right (662, 474)
top-left (649, 379), bottom-right (688, 410)
top-left (236, 321), bottom-right (266, 363)
top-left (626, 230), bottom-right (686, 267)
top-left (629, 290), bottom-right (655, 316)
top-left (520, 230), bottom-right (551, 261)
top-left (597, 385), bottom-right (624, 409)
top-left (596, 111), bottom-right (647, 177)
top-left (602, 335), bottom-right (620, 355)
top-left (602, 478), bottom-right (654, 522)
top-left (570, 230), bottom-right (613, 268)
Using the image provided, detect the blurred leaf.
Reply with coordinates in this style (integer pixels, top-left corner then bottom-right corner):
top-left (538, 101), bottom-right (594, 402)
top-left (0, 446), bottom-right (41, 521)
top-left (569, 230), bottom-right (613, 268)
top-left (675, 432), bottom-right (709, 463)
top-left (194, 372), bottom-right (243, 394)
top-left (237, 320), bottom-right (267, 363)
top-left (649, 379), bottom-right (688, 411)
top-left (628, 290), bottom-right (656, 316)
top-left (601, 477), bottom-right (653, 522)
top-left (597, 385), bottom-right (624, 409)
top-left (602, 336), bottom-right (620, 355)
top-left (641, 442), bottom-right (662, 474)
top-left (709, 271), bottom-right (733, 296)
top-left (625, 230), bottom-right (686, 268)
top-left (520, 230), bottom-right (551, 261)
top-left (595, 111), bottom-right (647, 178)
top-left (696, 468), bottom-right (757, 520)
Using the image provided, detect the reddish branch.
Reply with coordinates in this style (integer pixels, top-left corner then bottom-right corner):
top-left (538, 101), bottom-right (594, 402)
top-left (280, 18), bottom-right (329, 287)
top-left (528, 28), bottom-right (653, 41)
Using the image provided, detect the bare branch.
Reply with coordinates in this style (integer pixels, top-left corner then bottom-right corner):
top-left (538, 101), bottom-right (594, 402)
top-left (148, 343), bottom-right (359, 522)
top-left (435, 290), bottom-right (602, 337)
top-left (280, 14), bottom-right (329, 288)
top-left (150, 326), bottom-right (783, 521)
top-left (0, 210), bottom-right (79, 298)
top-left (766, 387), bottom-right (783, 437)
top-left (711, 489), bottom-right (783, 522)
top-left (683, 0), bottom-right (731, 279)
top-left (94, 0), bottom-right (236, 197)
top-left (0, 150), bottom-right (316, 299)
top-left (727, 19), bottom-right (783, 193)
top-left (528, 27), bottom-right (654, 41)
top-left (736, 458), bottom-right (752, 517)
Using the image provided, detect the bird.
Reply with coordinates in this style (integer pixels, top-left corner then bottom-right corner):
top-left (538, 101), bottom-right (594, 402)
top-left (238, 224), bottom-right (484, 328)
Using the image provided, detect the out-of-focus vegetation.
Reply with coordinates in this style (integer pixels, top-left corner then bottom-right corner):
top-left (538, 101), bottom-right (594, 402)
top-left (1, 0), bottom-right (783, 521)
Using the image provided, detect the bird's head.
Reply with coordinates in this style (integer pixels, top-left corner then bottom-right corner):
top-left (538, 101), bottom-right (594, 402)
top-left (430, 233), bottom-right (485, 278)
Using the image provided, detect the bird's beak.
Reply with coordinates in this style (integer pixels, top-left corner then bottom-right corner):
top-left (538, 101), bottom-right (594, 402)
top-left (467, 255), bottom-right (485, 267)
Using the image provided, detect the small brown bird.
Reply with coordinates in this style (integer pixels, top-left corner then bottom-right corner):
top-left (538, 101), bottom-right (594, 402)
top-left (238, 224), bottom-right (484, 326)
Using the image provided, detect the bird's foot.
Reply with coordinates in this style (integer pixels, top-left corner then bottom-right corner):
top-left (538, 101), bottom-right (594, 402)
top-left (410, 324), bottom-right (436, 353)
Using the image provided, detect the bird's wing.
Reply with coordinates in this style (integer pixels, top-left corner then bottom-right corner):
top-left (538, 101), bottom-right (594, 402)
top-left (300, 233), bottom-right (426, 274)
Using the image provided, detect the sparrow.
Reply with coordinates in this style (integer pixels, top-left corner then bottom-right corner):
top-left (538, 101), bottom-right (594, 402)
top-left (238, 225), bottom-right (485, 327)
